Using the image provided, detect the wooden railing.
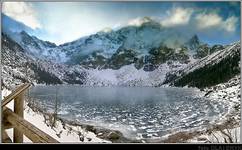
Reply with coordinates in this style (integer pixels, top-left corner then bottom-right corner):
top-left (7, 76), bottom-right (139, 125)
top-left (1, 83), bottom-right (59, 143)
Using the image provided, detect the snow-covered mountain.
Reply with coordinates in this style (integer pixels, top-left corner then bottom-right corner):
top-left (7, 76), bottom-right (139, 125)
top-left (1, 32), bottom-right (188, 87)
top-left (2, 15), bottom-right (201, 66)
top-left (184, 35), bottom-right (200, 53)
top-left (58, 18), bottom-right (196, 67)
top-left (2, 14), bottom-right (68, 63)
top-left (1, 14), bottom-right (240, 88)
top-left (1, 33), bottom-right (88, 89)
top-left (2, 30), bottom-right (68, 63)
top-left (164, 41), bottom-right (240, 88)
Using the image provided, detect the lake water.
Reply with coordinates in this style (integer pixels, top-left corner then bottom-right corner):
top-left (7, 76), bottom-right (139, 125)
top-left (29, 85), bottom-right (229, 140)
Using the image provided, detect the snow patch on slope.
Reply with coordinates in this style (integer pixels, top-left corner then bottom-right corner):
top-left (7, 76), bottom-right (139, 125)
top-left (85, 61), bottom-right (187, 87)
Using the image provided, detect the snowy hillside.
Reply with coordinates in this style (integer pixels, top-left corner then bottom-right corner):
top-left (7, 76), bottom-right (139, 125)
top-left (84, 62), bottom-right (187, 87)
top-left (1, 34), bottom-right (88, 89)
top-left (3, 30), bottom-right (68, 63)
top-left (1, 32), bottom-right (186, 88)
top-left (165, 42), bottom-right (240, 88)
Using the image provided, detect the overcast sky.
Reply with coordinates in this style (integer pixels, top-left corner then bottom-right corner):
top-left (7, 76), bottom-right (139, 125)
top-left (2, 1), bottom-right (241, 45)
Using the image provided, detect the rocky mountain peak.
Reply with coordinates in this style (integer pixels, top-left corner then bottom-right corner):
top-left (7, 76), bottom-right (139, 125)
top-left (184, 34), bottom-right (201, 55)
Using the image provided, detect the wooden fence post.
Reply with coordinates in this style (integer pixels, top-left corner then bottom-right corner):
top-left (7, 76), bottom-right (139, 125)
top-left (2, 130), bottom-right (12, 143)
top-left (13, 92), bottom-right (24, 143)
top-left (2, 83), bottom-right (58, 143)
top-left (3, 107), bottom-right (59, 143)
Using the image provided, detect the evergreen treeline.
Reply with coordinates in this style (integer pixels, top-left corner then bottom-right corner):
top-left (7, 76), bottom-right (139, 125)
top-left (173, 49), bottom-right (240, 89)
top-left (29, 63), bottom-right (62, 84)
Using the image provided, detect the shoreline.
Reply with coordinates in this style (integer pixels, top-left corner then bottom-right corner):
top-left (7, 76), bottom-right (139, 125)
top-left (26, 101), bottom-right (140, 143)
top-left (157, 110), bottom-right (240, 143)
top-left (25, 96), bottom-right (240, 143)
top-left (25, 84), bottom-right (240, 143)
top-left (160, 75), bottom-right (241, 143)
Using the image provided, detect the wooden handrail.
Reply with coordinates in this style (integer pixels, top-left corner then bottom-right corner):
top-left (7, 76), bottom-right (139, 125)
top-left (2, 83), bottom-right (31, 107)
top-left (3, 107), bottom-right (59, 143)
top-left (2, 83), bottom-right (59, 143)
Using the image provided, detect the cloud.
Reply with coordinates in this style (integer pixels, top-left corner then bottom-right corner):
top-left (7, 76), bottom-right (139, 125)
top-left (160, 7), bottom-right (193, 27)
top-left (128, 17), bottom-right (153, 27)
top-left (195, 12), bottom-right (238, 32)
top-left (158, 7), bottom-right (238, 33)
top-left (195, 13), bottom-right (222, 29)
top-left (2, 2), bottom-right (41, 29)
top-left (222, 16), bottom-right (238, 32)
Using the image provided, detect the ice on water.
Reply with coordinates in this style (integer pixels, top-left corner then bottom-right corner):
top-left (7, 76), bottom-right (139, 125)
top-left (29, 86), bottom-right (230, 139)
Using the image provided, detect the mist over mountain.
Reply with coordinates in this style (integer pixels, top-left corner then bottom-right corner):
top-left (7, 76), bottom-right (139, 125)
top-left (2, 14), bottom-right (35, 35)
top-left (1, 14), bottom-right (239, 88)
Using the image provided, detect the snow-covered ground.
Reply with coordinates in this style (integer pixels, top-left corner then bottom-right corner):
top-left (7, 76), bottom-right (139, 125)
top-left (188, 127), bottom-right (240, 143)
top-left (204, 75), bottom-right (240, 122)
top-left (2, 89), bottom-right (111, 143)
top-left (186, 75), bottom-right (241, 143)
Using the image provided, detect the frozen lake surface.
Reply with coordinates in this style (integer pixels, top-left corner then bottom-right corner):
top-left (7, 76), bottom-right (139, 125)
top-left (29, 85), bottom-right (229, 139)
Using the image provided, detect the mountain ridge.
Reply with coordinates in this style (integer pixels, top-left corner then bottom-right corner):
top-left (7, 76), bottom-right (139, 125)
top-left (1, 14), bottom-right (240, 89)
